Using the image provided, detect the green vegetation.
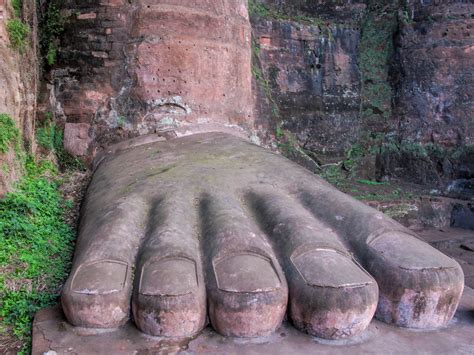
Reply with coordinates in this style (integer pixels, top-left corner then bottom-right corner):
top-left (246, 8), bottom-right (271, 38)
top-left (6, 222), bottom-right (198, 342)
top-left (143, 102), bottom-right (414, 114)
top-left (36, 121), bottom-right (59, 152)
top-left (36, 116), bottom-right (85, 171)
top-left (320, 164), bottom-right (345, 186)
top-left (6, 0), bottom-right (29, 53)
top-left (39, 0), bottom-right (67, 66)
top-left (326, 1), bottom-right (399, 177)
top-left (251, 37), bottom-right (281, 119)
top-left (0, 158), bottom-right (75, 353)
top-left (0, 114), bottom-right (20, 154)
top-left (359, 3), bottom-right (397, 127)
top-left (11, 0), bottom-right (22, 18)
top-left (342, 143), bottom-right (365, 172)
top-left (381, 141), bottom-right (474, 162)
top-left (381, 141), bottom-right (474, 167)
top-left (1, 117), bottom-right (83, 353)
top-left (383, 203), bottom-right (417, 219)
top-left (353, 187), bottom-right (407, 202)
top-left (248, 0), bottom-right (333, 38)
top-left (248, 0), bottom-right (336, 168)
top-left (248, 0), bottom-right (270, 18)
top-left (117, 116), bottom-right (126, 128)
top-left (6, 19), bottom-right (29, 52)
top-left (357, 179), bottom-right (388, 186)
top-left (252, 63), bottom-right (280, 118)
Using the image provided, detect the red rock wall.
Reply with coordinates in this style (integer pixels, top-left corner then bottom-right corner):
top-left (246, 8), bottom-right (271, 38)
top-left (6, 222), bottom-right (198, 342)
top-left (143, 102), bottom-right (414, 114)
top-left (53, 0), bottom-right (253, 158)
top-left (378, 1), bottom-right (474, 187)
top-left (252, 19), bottom-right (363, 157)
top-left (0, 0), bottom-right (37, 197)
top-left (395, 1), bottom-right (474, 148)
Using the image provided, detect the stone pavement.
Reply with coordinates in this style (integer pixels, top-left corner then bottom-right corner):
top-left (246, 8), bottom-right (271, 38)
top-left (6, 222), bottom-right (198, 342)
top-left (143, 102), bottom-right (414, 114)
top-left (32, 285), bottom-right (474, 354)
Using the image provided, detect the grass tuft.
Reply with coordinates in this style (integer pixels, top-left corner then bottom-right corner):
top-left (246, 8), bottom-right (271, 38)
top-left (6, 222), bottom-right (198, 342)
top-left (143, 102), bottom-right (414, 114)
top-left (6, 19), bottom-right (29, 52)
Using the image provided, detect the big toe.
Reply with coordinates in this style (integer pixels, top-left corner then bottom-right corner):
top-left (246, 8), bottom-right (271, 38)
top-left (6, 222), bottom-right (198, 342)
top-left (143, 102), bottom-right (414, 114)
top-left (367, 231), bottom-right (464, 328)
top-left (62, 259), bottom-right (132, 328)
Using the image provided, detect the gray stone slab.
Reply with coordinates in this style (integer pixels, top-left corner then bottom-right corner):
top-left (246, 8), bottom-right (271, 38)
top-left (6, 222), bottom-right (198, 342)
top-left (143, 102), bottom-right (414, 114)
top-left (32, 287), bottom-right (474, 355)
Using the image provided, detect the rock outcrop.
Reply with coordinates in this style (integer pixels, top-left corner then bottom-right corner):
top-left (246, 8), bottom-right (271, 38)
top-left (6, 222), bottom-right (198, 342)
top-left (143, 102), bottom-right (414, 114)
top-left (379, 1), bottom-right (474, 192)
top-left (0, 0), bottom-right (37, 197)
top-left (251, 1), bottom-right (365, 157)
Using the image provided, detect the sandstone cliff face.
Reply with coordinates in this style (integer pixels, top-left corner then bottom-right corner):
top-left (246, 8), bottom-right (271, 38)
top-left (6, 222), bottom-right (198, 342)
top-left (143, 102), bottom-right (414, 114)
top-left (379, 1), bottom-right (474, 188)
top-left (251, 8), bottom-right (364, 157)
top-left (0, 0), bottom-right (37, 197)
top-left (396, 2), bottom-right (473, 147)
top-left (52, 0), bottom-right (252, 159)
top-left (252, 0), bottom-right (473, 193)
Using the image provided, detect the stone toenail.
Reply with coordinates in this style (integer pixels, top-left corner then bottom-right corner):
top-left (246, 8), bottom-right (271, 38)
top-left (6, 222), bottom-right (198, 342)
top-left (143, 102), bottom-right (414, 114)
top-left (214, 252), bottom-right (281, 293)
top-left (72, 260), bottom-right (128, 295)
top-left (139, 257), bottom-right (198, 296)
top-left (291, 249), bottom-right (374, 288)
top-left (368, 231), bottom-right (459, 271)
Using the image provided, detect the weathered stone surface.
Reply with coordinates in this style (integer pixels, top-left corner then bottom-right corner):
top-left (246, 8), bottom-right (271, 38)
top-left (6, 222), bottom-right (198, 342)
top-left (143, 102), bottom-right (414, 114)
top-left (60, 133), bottom-right (463, 341)
top-left (0, 0), bottom-right (37, 197)
top-left (381, 1), bottom-right (474, 186)
top-left (395, 2), bottom-right (474, 147)
top-left (52, 0), bottom-right (253, 155)
top-left (63, 123), bottom-right (92, 157)
top-left (259, 0), bottom-right (366, 22)
top-left (252, 18), bottom-right (362, 156)
top-left (34, 261), bottom-right (474, 354)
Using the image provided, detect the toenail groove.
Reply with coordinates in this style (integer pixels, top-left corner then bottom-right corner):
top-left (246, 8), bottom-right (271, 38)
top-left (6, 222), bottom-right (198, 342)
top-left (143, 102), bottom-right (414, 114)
top-left (291, 249), bottom-right (374, 288)
top-left (368, 231), bottom-right (460, 271)
top-left (139, 256), bottom-right (199, 296)
top-left (213, 252), bottom-right (281, 293)
top-left (72, 260), bottom-right (128, 295)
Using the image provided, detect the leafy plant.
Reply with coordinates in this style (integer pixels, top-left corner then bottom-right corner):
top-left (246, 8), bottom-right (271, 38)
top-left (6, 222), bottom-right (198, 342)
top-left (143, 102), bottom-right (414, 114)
top-left (39, 1), bottom-right (67, 66)
top-left (46, 44), bottom-right (57, 66)
top-left (248, 0), bottom-right (270, 18)
top-left (36, 117), bottom-right (85, 171)
top-left (0, 158), bottom-right (75, 353)
top-left (343, 144), bottom-right (365, 171)
top-left (6, 19), bottom-right (29, 52)
top-left (117, 116), bottom-right (126, 128)
top-left (11, 0), bottom-right (22, 18)
top-left (357, 179), bottom-right (388, 186)
top-left (0, 114), bottom-right (20, 153)
top-left (248, 0), bottom-right (332, 39)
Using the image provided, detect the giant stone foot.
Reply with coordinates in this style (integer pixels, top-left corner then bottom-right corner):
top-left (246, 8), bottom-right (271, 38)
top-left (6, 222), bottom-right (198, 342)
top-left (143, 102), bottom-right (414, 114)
top-left (62, 133), bottom-right (464, 340)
